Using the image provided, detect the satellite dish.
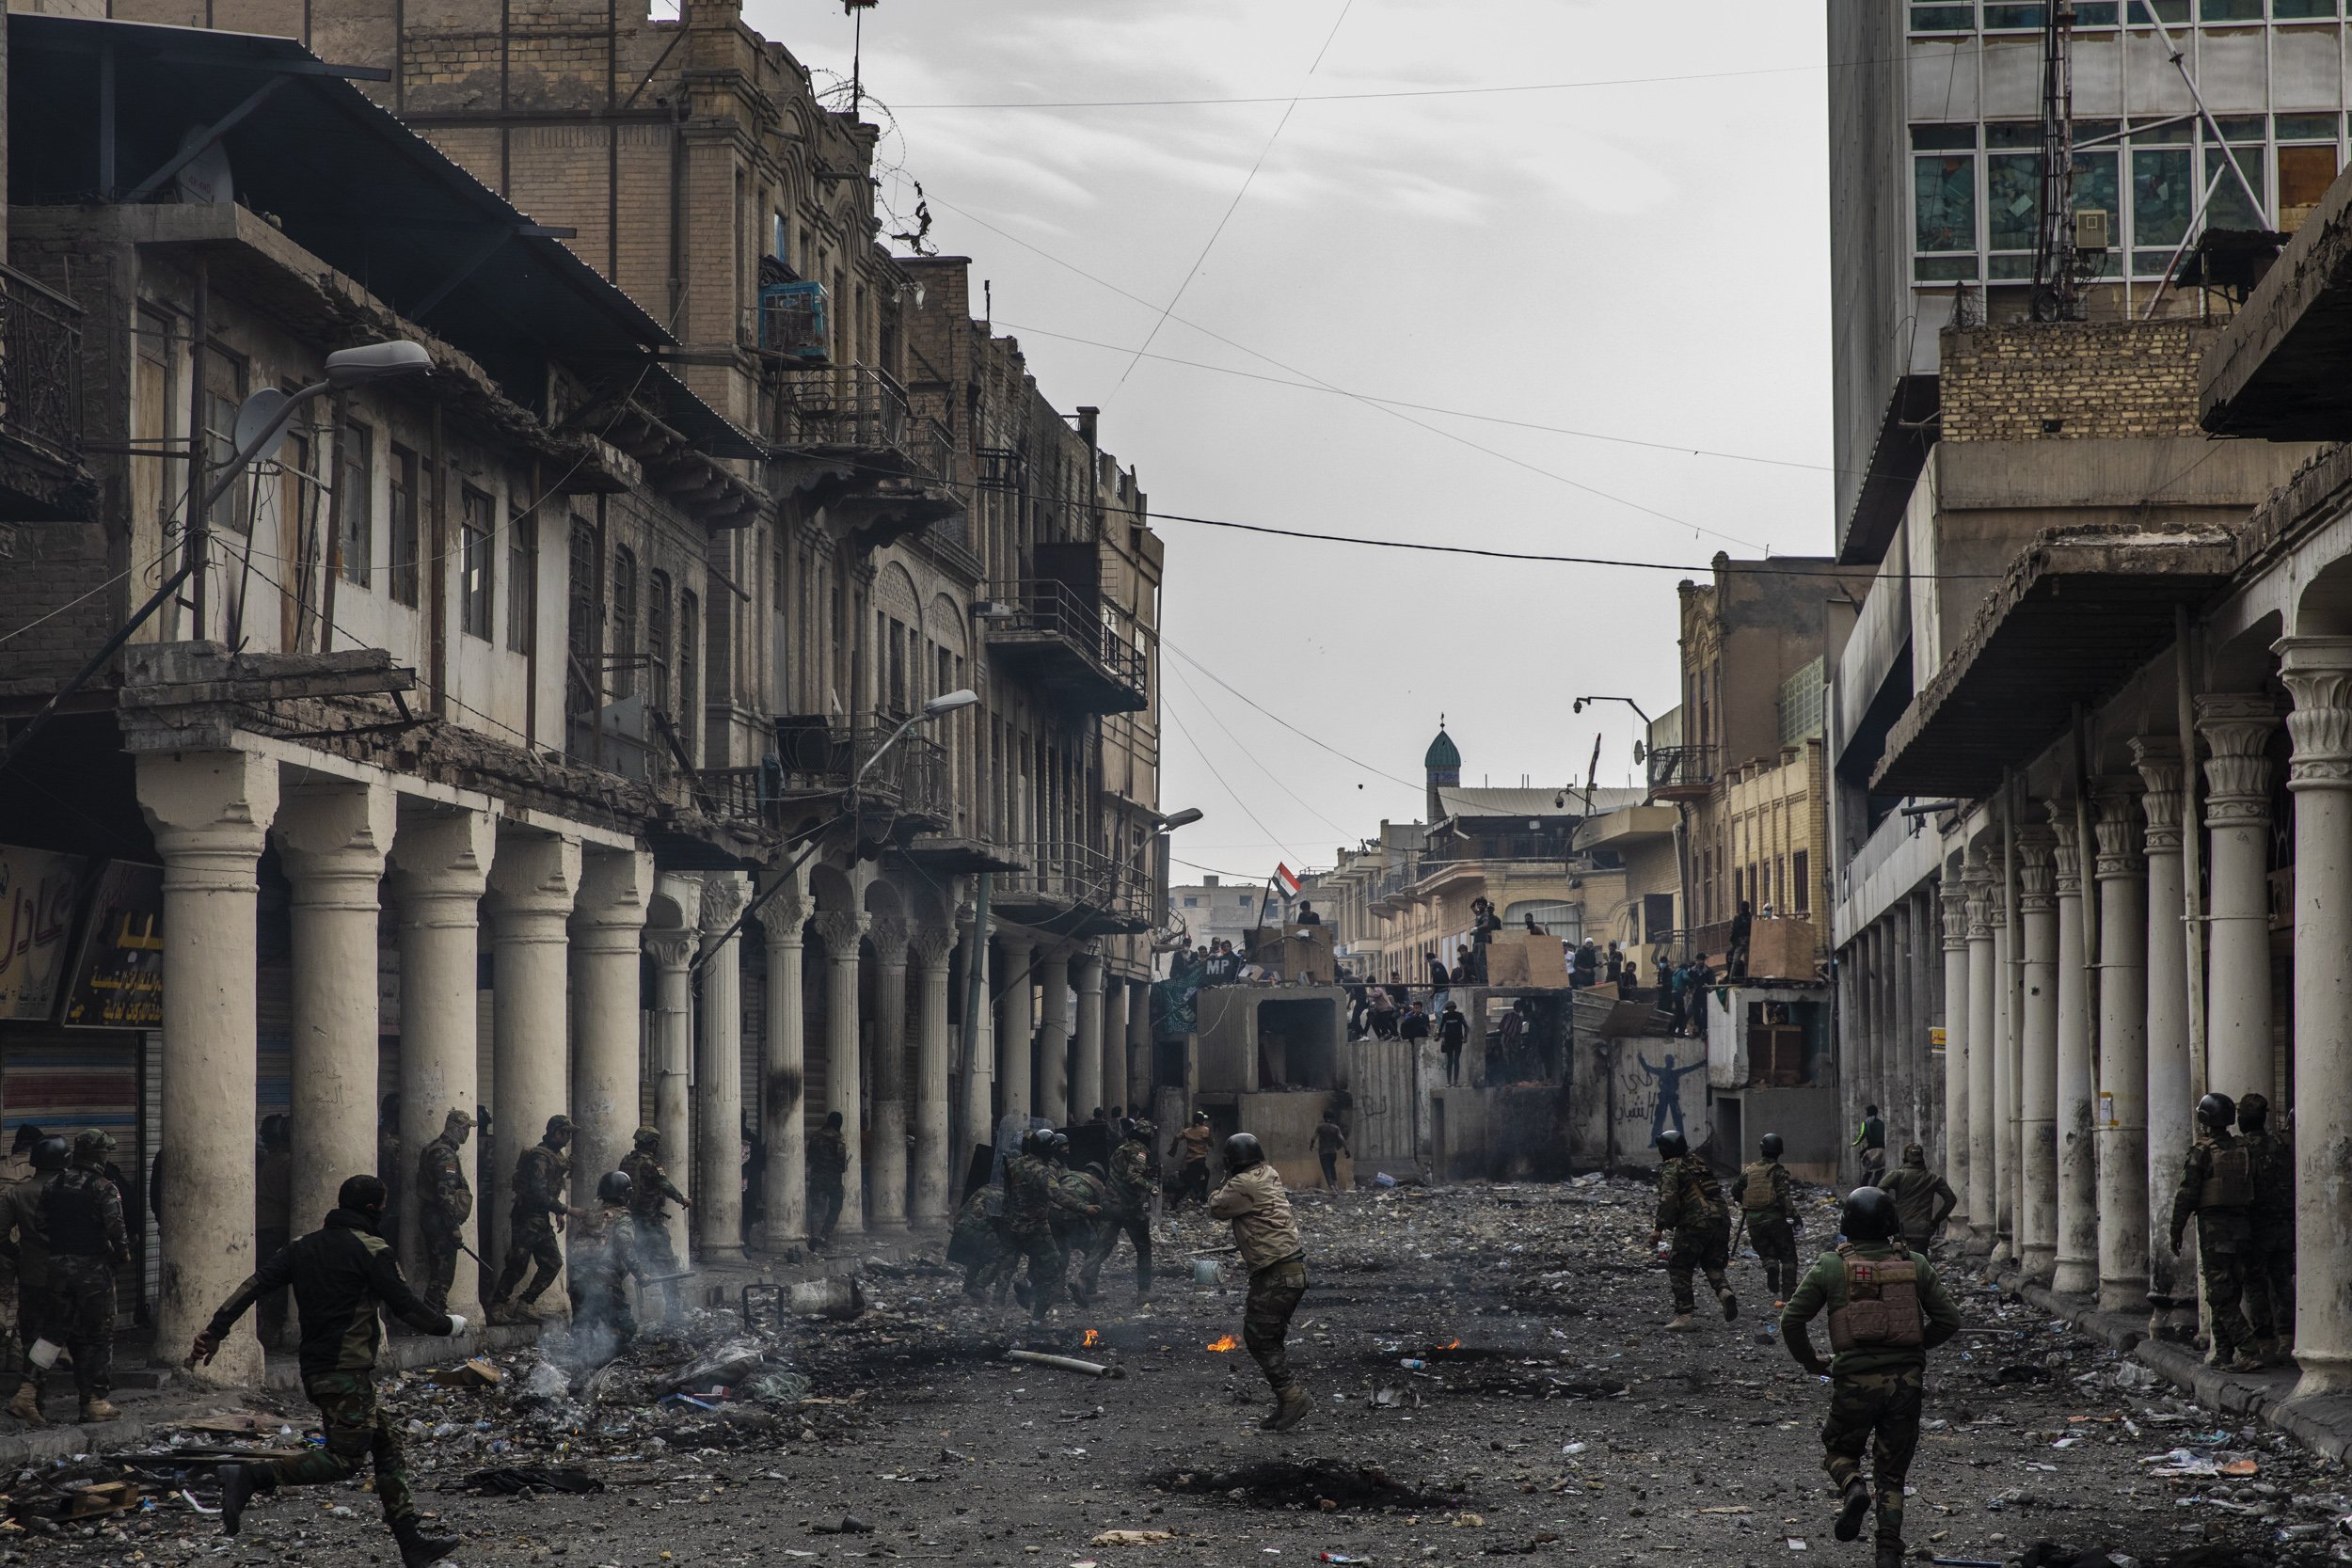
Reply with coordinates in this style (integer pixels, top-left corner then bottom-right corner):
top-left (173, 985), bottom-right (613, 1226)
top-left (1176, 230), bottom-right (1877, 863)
top-left (1633, 738), bottom-right (1648, 764)
top-left (231, 388), bottom-right (294, 468)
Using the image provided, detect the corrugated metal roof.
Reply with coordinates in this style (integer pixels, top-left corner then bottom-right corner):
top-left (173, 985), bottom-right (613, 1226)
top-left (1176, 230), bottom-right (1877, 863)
top-left (1435, 784), bottom-right (1647, 817)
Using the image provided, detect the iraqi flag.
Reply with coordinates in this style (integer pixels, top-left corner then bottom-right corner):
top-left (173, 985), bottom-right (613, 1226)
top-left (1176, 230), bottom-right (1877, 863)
top-left (1274, 863), bottom-right (1301, 897)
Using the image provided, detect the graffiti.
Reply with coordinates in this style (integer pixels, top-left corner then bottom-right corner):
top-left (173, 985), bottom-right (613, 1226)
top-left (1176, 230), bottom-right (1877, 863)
top-left (1637, 1051), bottom-right (1706, 1148)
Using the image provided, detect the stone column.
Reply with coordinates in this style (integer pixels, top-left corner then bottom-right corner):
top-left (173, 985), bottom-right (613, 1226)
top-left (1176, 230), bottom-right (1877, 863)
top-left (485, 832), bottom-right (580, 1280)
top-left (1037, 944), bottom-right (1072, 1124)
top-left (1073, 948), bottom-right (1105, 1120)
top-left (957, 903), bottom-right (993, 1178)
top-left (911, 924), bottom-right (956, 1225)
top-left (2132, 736), bottom-right (2195, 1330)
top-left (2279, 637), bottom-right (2352, 1399)
top-left (1127, 977), bottom-right (1153, 1118)
top-left (1994, 869), bottom-right (2018, 1264)
top-left (994, 931), bottom-right (1035, 1119)
top-left (2197, 694), bottom-right (2280, 1101)
top-left (273, 780), bottom-right (394, 1262)
top-left (389, 806), bottom-right (494, 1317)
top-left (758, 872), bottom-right (810, 1247)
top-left (136, 749), bottom-right (279, 1384)
top-left (2091, 777), bottom-right (2149, 1312)
top-left (694, 871), bottom-right (750, 1260)
top-left (1862, 925), bottom-right (1884, 1142)
top-left (570, 849), bottom-right (652, 1207)
top-left (1939, 872), bottom-right (1971, 1221)
top-left (2048, 806), bottom-right (2097, 1296)
top-left (815, 909), bottom-right (870, 1236)
top-left (645, 906), bottom-right (697, 1270)
top-left (1101, 975), bottom-right (1129, 1116)
top-left (1915, 889), bottom-right (1942, 1152)
top-left (867, 915), bottom-right (912, 1231)
top-left (2015, 823), bottom-right (2060, 1284)
top-left (1890, 902), bottom-right (1915, 1148)
top-left (1964, 849), bottom-right (1997, 1252)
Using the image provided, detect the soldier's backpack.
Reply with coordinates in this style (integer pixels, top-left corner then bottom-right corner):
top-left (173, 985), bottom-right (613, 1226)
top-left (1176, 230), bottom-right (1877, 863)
top-left (1740, 1161), bottom-right (1782, 1213)
top-left (2201, 1142), bottom-right (2255, 1210)
top-left (1827, 1243), bottom-right (1924, 1352)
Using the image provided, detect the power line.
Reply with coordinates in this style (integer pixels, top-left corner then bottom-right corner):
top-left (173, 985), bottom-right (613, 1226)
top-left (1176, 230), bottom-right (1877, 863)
top-left (1165, 660), bottom-right (1354, 836)
top-left (1160, 640), bottom-right (1423, 788)
top-left (1161, 700), bottom-right (1300, 870)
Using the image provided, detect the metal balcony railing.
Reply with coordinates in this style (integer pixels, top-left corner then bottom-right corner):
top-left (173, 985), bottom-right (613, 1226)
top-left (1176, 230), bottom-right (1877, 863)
top-left (694, 723), bottom-right (951, 830)
top-left (979, 578), bottom-right (1149, 704)
top-left (1646, 743), bottom-right (1717, 800)
top-left (1000, 838), bottom-right (1152, 927)
top-left (0, 265), bottom-right (83, 465)
top-left (772, 364), bottom-right (946, 481)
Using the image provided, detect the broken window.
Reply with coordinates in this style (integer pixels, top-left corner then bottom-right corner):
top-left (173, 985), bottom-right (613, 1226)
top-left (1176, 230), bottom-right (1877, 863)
top-left (2131, 145), bottom-right (2193, 272)
top-left (460, 487), bottom-right (494, 641)
top-left (612, 548), bottom-right (638, 700)
top-left (2074, 148), bottom-right (2121, 277)
top-left (2278, 135), bottom-right (2340, 234)
top-left (1912, 125), bottom-right (1978, 279)
top-left (566, 520), bottom-right (597, 724)
top-left (506, 511), bottom-right (535, 656)
top-left (389, 444), bottom-right (421, 608)
top-left (679, 591), bottom-right (700, 763)
top-left (647, 568), bottom-right (673, 716)
top-left (338, 421), bottom-right (371, 587)
top-left (2204, 120), bottom-right (2267, 231)
top-left (202, 347), bottom-right (247, 536)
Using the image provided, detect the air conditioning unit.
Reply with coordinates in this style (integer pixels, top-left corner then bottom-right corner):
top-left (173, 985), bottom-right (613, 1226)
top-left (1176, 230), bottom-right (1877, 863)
top-left (2074, 208), bottom-right (2111, 254)
top-left (759, 279), bottom-right (829, 361)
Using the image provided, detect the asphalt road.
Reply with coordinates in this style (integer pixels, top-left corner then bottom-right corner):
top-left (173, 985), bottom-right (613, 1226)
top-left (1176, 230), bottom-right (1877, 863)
top-left (15, 1178), bottom-right (2337, 1568)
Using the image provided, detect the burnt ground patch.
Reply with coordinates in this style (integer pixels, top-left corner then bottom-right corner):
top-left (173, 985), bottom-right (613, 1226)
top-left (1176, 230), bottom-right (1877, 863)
top-left (1151, 1459), bottom-right (1468, 1512)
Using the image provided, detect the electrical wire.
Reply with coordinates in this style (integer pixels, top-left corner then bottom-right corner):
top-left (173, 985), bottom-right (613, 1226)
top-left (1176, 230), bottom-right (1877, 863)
top-left (1159, 639), bottom-right (1423, 788)
top-left (1165, 659), bottom-right (1353, 835)
top-left (1160, 700), bottom-right (1301, 870)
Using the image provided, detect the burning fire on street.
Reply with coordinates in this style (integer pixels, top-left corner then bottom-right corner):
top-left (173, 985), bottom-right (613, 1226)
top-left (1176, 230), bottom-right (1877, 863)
top-left (1082, 1329), bottom-right (1101, 1348)
top-left (1206, 1334), bottom-right (1239, 1352)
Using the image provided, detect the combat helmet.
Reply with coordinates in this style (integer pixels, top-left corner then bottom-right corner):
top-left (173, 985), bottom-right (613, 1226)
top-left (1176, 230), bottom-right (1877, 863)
top-left (2196, 1092), bottom-right (2236, 1134)
top-left (1758, 1132), bottom-right (1784, 1160)
top-left (1224, 1132), bottom-right (1264, 1171)
top-left (1840, 1185), bottom-right (1900, 1243)
top-left (1655, 1128), bottom-right (1689, 1160)
top-left (2236, 1092), bottom-right (2271, 1133)
top-left (596, 1170), bottom-right (634, 1206)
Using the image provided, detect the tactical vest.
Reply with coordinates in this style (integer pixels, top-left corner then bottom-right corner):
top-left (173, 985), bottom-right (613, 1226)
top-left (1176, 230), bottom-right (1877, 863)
top-left (2201, 1143), bottom-right (2254, 1210)
top-left (41, 1172), bottom-right (113, 1259)
top-left (1740, 1161), bottom-right (1782, 1212)
top-left (1826, 1243), bottom-right (1925, 1353)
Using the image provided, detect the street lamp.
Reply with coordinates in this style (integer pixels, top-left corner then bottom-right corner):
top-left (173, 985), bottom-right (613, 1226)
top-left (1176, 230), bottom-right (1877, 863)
top-left (0, 339), bottom-right (433, 780)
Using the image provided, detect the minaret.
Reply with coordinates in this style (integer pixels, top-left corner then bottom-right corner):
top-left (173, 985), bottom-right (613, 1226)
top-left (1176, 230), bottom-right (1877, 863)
top-left (1424, 717), bottom-right (1461, 824)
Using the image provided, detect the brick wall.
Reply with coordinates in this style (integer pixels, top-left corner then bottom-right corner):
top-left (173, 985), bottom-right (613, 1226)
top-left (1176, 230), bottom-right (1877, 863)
top-left (1939, 320), bottom-right (2221, 442)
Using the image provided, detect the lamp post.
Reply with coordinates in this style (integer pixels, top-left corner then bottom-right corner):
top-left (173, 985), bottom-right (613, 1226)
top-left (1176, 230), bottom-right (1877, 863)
top-left (0, 340), bottom-right (433, 779)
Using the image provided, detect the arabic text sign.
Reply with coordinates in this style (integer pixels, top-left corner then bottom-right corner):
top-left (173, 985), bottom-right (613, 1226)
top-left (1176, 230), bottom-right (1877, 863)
top-left (0, 845), bottom-right (90, 1021)
top-left (61, 861), bottom-right (164, 1030)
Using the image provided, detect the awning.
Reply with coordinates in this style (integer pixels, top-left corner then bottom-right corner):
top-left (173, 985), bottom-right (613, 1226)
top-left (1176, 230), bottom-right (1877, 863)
top-left (1870, 526), bottom-right (2233, 799)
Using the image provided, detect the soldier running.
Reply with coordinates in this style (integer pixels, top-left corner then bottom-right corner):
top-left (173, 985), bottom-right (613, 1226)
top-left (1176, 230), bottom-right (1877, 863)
top-left (1209, 1132), bottom-right (1311, 1433)
top-left (1106, 1117), bottom-right (1156, 1296)
top-left (806, 1111), bottom-right (850, 1247)
top-left (2169, 1091), bottom-right (2265, 1370)
top-left (2236, 1091), bottom-right (2296, 1365)
top-left (949, 1182), bottom-right (1015, 1303)
top-left (192, 1173), bottom-right (467, 1568)
top-left (488, 1115), bottom-right (580, 1323)
top-left (1876, 1143), bottom-right (1959, 1254)
top-left (1311, 1112), bottom-right (1350, 1193)
top-left (1054, 1157), bottom-right (1121, 1307)
top-left (1650, 1127), bottom-right (1737, 1330)
top-left (618, 1127), bottom-right (691, 1318)
top-left (40, 1131), bottom-right (130, 1422)
top-left (1780, 1185), bottom-right (1962, 1568)
top-left (1, 1135), bottom-right (67, 1424)
top-left (1732, 1132), bottom-right (1802, 1303)
top-left (1004, 1131), bottom-right (1096, 1323)
top-left (1168, 1112), bottom-right (1214, 1207)
top-left (414, 1109), bottom-right (474, 1315)
top-left (566, 1170), bottom-right (649, 1358)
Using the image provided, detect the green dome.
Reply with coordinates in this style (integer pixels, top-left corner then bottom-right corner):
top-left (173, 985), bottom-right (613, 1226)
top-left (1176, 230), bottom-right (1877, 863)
top-left (1423, 726), bottom-right (1460, 771)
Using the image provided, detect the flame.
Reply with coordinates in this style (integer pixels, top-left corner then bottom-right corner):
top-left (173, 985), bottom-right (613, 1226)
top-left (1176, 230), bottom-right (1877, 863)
top-left (1206, 1334), bottom-right (1240, 1352)
top-left (1082, 1329), bottom-right (1102, 1349)
top-left (1443, 1339), bottom-right (1461, 1351)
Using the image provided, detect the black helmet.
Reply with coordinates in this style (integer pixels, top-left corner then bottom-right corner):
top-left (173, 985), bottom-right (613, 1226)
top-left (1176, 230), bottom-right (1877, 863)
top-left (28, 1136), bottom-right (68, 1174)
top-left (1224, 1132), bottom-right (1264, 1171)
top-left (2196, 1092), bottom-right (2236, 1133)
top-left (597, 1170), bottom-right (634, 1206)
top-left (1655, 1129), bottom-right (1688, 1160)
top-left (1841, 1185), bottom-right (1900, 1243)
top-left (1759, 1133), bottom-right (1784, 1160)
top-left (1047, 1132), bottom-right (1071, 1163)
top-left (2237, 1092), bottom-right (2270, 1132)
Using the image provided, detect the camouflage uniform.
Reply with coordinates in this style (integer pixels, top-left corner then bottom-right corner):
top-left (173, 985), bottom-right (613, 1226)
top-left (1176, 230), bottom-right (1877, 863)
top-left (1655, 1152), bottom-right (1733, 1318)
top-left (565, 1202), bottom-right (643, 1354)
top-left (1055, 1168), bottom-right (1121, 1305)
top-left (2169, 1131), bottom-right (2261, 1360)
top-left (1168, 1123), bottom-right (1214, 1207)
top-left (1209, 1162), bottom-right (1309, 1406)
top-left (0, 1172), bottom-right (52, 1407)
top-left (1733, 1158), bottom-right (1801, 1300)
top-left (618, 1132), bottom-right (688, 1309)
top-left (1780, 1241), bottom-right (1962, 1560)
top-left (491, 1132), bottom-right (572, 1312)
top-left (41, 1142), bottom-right (131, 1408)
top-left (2241, 1124), bottom-right (2296, 1352)
top-left (414, 1110), bottom-right (474, 1315)
top-left (806, 1125), bottom-right (850, 1244)
top-left (948, 1186), bottom-right (1014, 1301)
top-left (1003, 1152), bottom-right (1090, 1323)
top-left (1106, 1127), bottom-right (1156, 1293)
top-left (1876, 1148), bottom-right (1959, 1253)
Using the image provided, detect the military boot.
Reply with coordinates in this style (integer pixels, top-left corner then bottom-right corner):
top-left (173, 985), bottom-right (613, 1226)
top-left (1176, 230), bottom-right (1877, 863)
top-left (392, 1516), bottom-right (462, 1568)
top-left (1874, 1542), bottom-right (1905, 1568)
top-left (1662, 1313), bottom-right (1697, 1333)
top-left (1833, 1479), bottom-right (1872, 1543)
top-left (6, 1384), bottom-right (41, 1425)
top-left (2230, 1349), bottom-right (2265, 1373)
top-left (1718, 1287), bottom-right (1740, 1322)
top-left (1263, 1386), bottom-right (1311, 1433)
top-left (80, 1398), bottom-right (120, 1423)
top-left (219, 1464), bottom-right (276, 1536)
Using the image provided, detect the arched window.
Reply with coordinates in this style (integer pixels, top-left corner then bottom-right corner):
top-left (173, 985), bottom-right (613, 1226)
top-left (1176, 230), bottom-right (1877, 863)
top-left (647, 568), bottom-right (673, 718)
top-left (678, 591), bottom-right (700, 762)
top-left (566, 521), bottom-right (597, 722)
top-left (611, 547), bottom-right (638, 699)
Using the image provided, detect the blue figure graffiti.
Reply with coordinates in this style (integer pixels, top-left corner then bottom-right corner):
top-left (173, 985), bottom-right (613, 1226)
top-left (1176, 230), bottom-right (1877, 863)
top-left (1640, 1052), bottom-right (1705, 1148)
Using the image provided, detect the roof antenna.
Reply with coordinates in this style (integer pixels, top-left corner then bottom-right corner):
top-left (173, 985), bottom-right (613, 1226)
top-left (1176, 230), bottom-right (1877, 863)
top-left (846, 0), bottom-right (878, 117)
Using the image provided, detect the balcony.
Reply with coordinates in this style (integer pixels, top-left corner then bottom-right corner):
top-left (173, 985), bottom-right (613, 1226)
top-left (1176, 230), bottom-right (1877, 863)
top-left (993, 838), bottom-right (1152, 936)
top-left (0, 264), bottom-right (94, 521)
top-left (1645, 743), bottom-right (1716, 802)
top-left (694, 722), bottom-right (951, 836)
top-left (977, 578), bottom-right (1149, 715)
top-left (769, 363), bottom-right (960, 547)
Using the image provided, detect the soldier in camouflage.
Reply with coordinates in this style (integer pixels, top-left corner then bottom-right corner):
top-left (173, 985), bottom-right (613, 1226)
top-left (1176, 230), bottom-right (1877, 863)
top-left (1055, 1160), bottom-right (1122, 1307)
top-left (39, 1131), bottom-right (131, 1422)
top-left (2169, 1092), bottom-right (2265, 1370)
top-left (566, 1170), bottom-right (647, 1357)
top-left (1209, 1132), bottom-right (1311, 1433)
top-left (1780, 1185), bottom-right (1962, 1568)
top-left (1004, 1132), bottom-right (1097, 1323)
top-left (1731, 1132), bottom-right (1802, 1303)
top-left (1, 1135), bottom-right (68, 1425)
top-left (2235, 1091), bottom-right (2295, 1365)
top-left (618, 1127), bottom-right (690, 1318)
top-left (1876, 1143), bottom-right (1959, 1254)
top-left (1650, 1128), bottom-right (1737, 1331)
top-left (806, 1111), bottom-right (850, 1248)
top-left (488, 1115), bottom-right (580, 1323)
top-left (1106, 1118), bottom-right (1156, 1297)
top-left (949, 1183), bottom-right (1014, 1303)
top-left (414, 1109), bottom-right (474, 1316)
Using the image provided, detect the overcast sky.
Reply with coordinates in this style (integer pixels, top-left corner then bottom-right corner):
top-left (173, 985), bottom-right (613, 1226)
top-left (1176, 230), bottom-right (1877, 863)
top-left (752, 0), bottom-right (1835, 883)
